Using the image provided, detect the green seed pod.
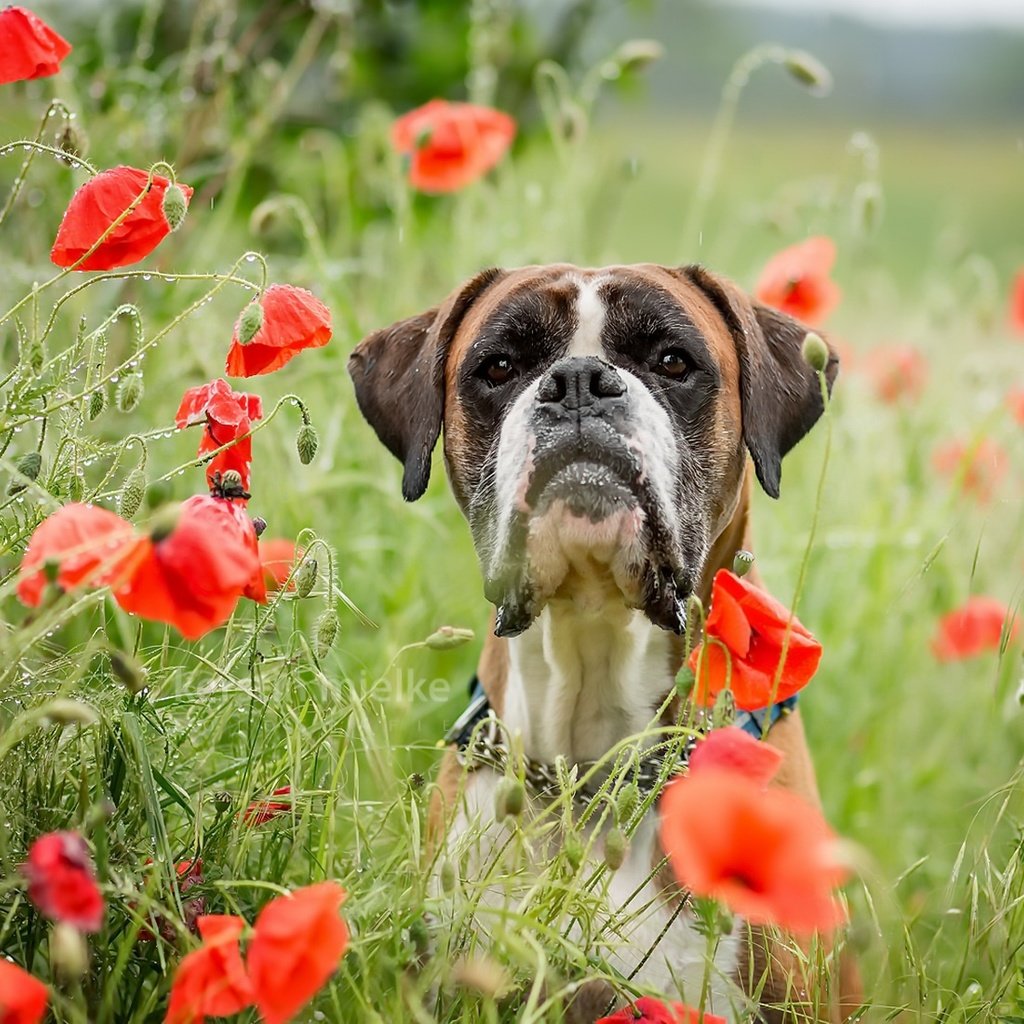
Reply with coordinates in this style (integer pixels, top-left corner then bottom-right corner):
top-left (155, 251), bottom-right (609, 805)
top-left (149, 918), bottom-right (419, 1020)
top-left (161, 183), bottom-right (189, 231)
top-left (120, 468), bottom-right (146, 519)
top-left (293, 558), bottom-right (318, 599)
top-left (712, 687), bottom-right (736, 729)
top-left (314, 608), bottom-right (339, 658)
top-left (67, 472), bottom-right (84, 502)
top-left (407, 916), bottom-right (430, 955)
top-left (604, 826), bottom-right (628, 871)
top-left (144, 479), bottom-right (171, 510)
top-left (110, 650), bottom-right (147, 694)
top-left (50, 922), bottom-right (89, 982)
top-left (439, 858), bottom-right (457, 894)
top-left (563, 831), bottom-right (584, 871)
top-left (296, 423), bottom-right (319, 465)
top-left (801, 332), bottom-right (830, 374)
top-left (236, 301), bottom-right (264, 344)
top-left (7, 451), bottom-right (42, 495)
top-left (732, 549), bottom-right (755, 578)
top-left (675, 665), bottom-right (696, 700)
top-left (115, 373), bottom-right (144, 413)
top-left (498, 778), bottom-right (525, 818)
top-left (425, 625), bottom-right (475, 650)
top-left (88, 387), bottom-right (106, 421)
top-left (615, 781), bottom-right (641, 828)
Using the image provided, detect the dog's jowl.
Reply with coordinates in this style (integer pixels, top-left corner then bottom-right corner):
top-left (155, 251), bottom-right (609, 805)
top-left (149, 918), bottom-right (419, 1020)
top-left (348, 264), bottom-right (858, 1022)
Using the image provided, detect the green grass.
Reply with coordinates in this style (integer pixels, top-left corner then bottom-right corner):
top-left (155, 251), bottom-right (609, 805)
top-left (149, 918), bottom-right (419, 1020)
top-left (1, 23), bottom-right (1023, 1024)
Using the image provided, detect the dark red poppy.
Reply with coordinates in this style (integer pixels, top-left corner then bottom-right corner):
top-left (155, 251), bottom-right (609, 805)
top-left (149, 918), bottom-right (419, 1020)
top-left (0, 959), bottom-right (48, 1024)
top-left (259, 539), bottom-right (299, 591)
top-left (863, 345), bottom-right (928, 404)
top-left (755, 237), bottom-right (841, 326)
top-left (932, 596), bottom-right (1019, 662)
top-left (1007, 387), bottom-right (1024, 426)
top-left (165, 915), bottom-right (253, 1024)
top-left (22, 831), bottom-right (104, 933)
top-left (932, 437), bottom-right (1007, 503)
top-left (17, 503), bottom-right (144, 607)
top-left (391, 99), bottom-right (516, 194)
top-left (225, 285), bottom-right (332, 378)
top-left (175, 379), bottom-right (263, 494)
top-left (689, 570), bottom-right (823, 711)
top-left (247, 882), bottom-right (349, 1024)
top-left (243, 786), bottom-right (292, 826)
top-left (660, 771), bottom-right (847, 936)
top-left (1009, 269), bottom-right (1024, 335)
top-left (51, 166), bottom-right (193, 271)
top-left (0, 6), bottom-right (71, 85)
top-left (139, 858), bottom-right (205, 942)
top-left (597, 997), bottom-right (726, 1024)
top-left (689, 726), bottom-right (783, 787)
top-left (113, 495), bottom-right (263, 640)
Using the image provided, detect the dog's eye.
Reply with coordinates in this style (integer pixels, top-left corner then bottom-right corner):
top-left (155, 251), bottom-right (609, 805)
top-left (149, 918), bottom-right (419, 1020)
top-left (656, 349), bottom-right (692, 379)
top-left (479, 355), bottom-right (517, 387)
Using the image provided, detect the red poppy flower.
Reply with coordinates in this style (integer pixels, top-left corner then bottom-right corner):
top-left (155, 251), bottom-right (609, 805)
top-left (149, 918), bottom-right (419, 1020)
top-left (660, 771), bottom-right (847, 936)
top-left (689, 726), bottom-right (783, 787)
top-left (247, 882), bottom-right (349, 1024)
top-left (259, 540), bottom-right (299, 591)
top-left (113, 495), bottom-right (263, 640)
top-left (863, 345), bottom-right (928, 404)
top-left (243, 786), bottom-right (292, 826)
top-left (175, 379), bottom-right (263, 494)
top-left (0, 959), bottom-right (48, 1024)
top-left (932, 437), bottom-right (1007, 503)
top-left (22, 831), bottom-right (104, 933)
top-left (1009, 269), bottom-right (1024, 335)
top-left (932, 596), bottom-right (1019, 662)
top-left (0, 6), bottom-right (71, 85)
top-left (755, 237), bottom-right (841, 326)
top-left (391, 99), bottom-right (516, 194)
top-left (688, 570), bottom-right (822, 711)
top-left (225, 285), bottom-right (332, 378)
top-left (51, 166), bottom-right (193, 271)
top-left (597, 996), bottom-right (725, 1024)
top-left (165, 915), bottom-right (253, 1024)
top-left (1007, 387), bottom-right (1024, 426)
top-left (17, 503), bottom-right (144, 607)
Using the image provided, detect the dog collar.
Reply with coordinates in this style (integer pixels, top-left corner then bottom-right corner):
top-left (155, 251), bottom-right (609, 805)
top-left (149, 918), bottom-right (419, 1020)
top-left (444, 677), bottom-right (798, 802)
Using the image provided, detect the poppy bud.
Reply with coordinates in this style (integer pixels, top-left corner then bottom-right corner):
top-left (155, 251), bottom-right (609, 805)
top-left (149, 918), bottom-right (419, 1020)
top-left (604, 826), bottom-right (628, 870)
top-left (732, 549), bottom-right (755, 578)
top-left (50, 922), bottom-right (89, 981)
top-left (712, 687), bottom-right (736, 729)
top-left (56, 121), bottom-right (88, 164)
top-left (144, 479), bottom-right (171, 509)
top-left (42, 559), bottom-right (60, 584)
top-left (67, 472), bottom-right (84, 502)
top-left (88, 388), bottom-right (106, 421)
top-left (495, 778), bottom-right (525, 818)
top-left (439, 858), bottom-right (457, 894)
top-left (110, 650), bottom-right (147, 694)
top-left (314, 608), bottom-right (339, 658)
top-left (783, 49), bottom-right (833, 96)
top-left (148, 504), bottom-right (181, 543)
top-left (407, 915), bottom-right (430, 955)
top-left (296, 423), bottom-right (319, 465)
top-left (236, 301), bottom-right (264, 345)
top-left (563, 831), bottom-right (584, 870)
top-left (7, 451), bottom-right (42, 495)
top-left (39, 699), bottom-right (99, 728)
top-left (425, 625), bottom-right (475, 650)
top-left (293, 558), bottom-right (318, 599)
top-left (120, 468), bottom-right (146, 519)
top-left (161, 183), bottom-right (189, 232)
top-left (606, 39), bottom-right (664, 77)
top-left (615, 781), bottom-right (641, 828)
top-left (801, 332), bottom-right (830, 374)
top-left (115, 373), bottom-right (144, 413)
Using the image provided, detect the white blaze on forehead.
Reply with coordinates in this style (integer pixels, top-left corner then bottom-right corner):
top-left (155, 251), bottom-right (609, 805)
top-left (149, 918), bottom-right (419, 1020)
top-left (567, 276), bottom-right (609, 358)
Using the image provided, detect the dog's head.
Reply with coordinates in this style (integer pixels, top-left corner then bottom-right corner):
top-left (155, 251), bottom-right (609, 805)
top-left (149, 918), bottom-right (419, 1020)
top-left (348, 264), bottom-right (837, 637)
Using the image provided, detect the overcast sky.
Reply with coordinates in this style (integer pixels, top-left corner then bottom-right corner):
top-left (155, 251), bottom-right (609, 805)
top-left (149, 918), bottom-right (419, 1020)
top-left (722, 0), bottom-right (1024, 27)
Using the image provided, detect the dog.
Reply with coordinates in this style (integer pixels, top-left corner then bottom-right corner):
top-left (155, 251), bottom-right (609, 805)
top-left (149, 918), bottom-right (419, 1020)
top-left (348, 263), bottom-right (859, 1022)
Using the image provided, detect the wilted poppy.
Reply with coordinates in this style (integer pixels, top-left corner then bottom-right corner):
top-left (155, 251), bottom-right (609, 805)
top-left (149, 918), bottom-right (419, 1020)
top-left (22, 831), bottom-right (104, 933)
top-left (139, 858), bottom-right (206, 942)
top-left (1009, 269), bottom-right (1024, 335)
top-left (689, 570), bottom-right (823, 711)
top-left (660, 771), bottom-right (847, 935)
top-left (391, 99), bottom-right (516, 194)
top-left (176, 379), bottom-right (263, 494)
top-left (597, 997), bottom-right (726, 1024)
top-left (932, 596), bottom-right (1019, 662)
top-left (0, 959), bottom-right (48, 1024)
top-left (225, 285), bottom-right (332, 378)
top-left (689, 726), bottom-right (783, 787)
top-left (0, 6), bottom-right (71, 85)
top-left (243, 786), bottom-right (292, 826)
top-left (114, 495), bottom-right (263, 640)
top-left (51, 166), bottom-right (193, 271)
top-left (932, 437), bottom-right (1007, 503)
top-left (17, 503), bottom-right (143, 607)
top-left (247, 882), bottom-right (349, 1024)
top-left (755, 236), bottom-right (841, 326)
top-left (1007, 386), bottom-right (1024, 426)
top-left (863, 345), bottom-right (927, 404)
top-left (259, 539), bottom-right (299, 591)
top-left (165, 915), bottom-right (253, 1024)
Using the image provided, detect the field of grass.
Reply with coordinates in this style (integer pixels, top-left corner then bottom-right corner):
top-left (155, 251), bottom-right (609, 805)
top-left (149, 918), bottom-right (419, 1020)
top-left (1, 8), bottom-right (1023, 1023)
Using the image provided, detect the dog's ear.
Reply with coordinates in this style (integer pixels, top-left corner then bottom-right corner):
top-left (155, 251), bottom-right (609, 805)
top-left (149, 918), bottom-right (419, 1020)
top-left (348, 268), bottom-right (505, 501)
top-left (684, 264), bottom-right (838, 499)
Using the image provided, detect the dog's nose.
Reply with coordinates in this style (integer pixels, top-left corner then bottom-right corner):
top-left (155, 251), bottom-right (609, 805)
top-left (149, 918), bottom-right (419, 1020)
top-left (538, 356), bottom-right (626, 411)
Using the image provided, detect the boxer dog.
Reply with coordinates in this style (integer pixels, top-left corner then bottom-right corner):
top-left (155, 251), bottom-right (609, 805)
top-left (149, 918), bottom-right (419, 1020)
top-left (348, 264), bottom-right (858, 1022)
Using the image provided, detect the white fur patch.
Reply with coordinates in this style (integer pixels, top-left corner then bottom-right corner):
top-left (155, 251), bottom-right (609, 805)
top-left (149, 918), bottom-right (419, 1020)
top-left (567, 276), bottom-right (609, 358)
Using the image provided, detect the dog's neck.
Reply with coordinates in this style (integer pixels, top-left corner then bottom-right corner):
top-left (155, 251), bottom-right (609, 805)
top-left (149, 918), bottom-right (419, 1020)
top-left (476, 474), bottom-right (754, 764)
